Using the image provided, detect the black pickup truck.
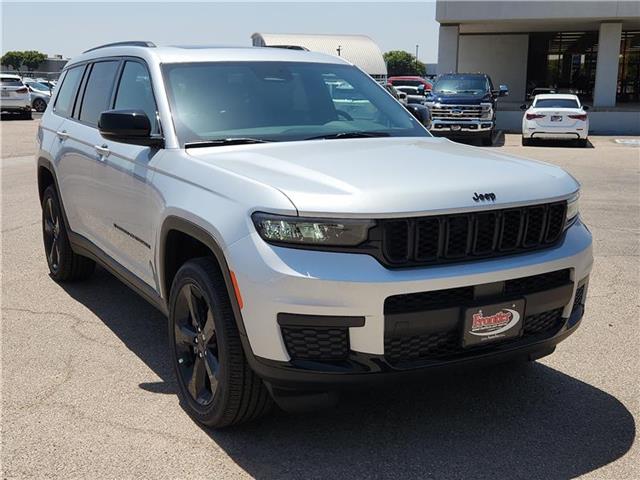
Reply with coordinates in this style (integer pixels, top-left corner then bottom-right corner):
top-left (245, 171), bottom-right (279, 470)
top-left (425, 73), bottom-right (508, 146)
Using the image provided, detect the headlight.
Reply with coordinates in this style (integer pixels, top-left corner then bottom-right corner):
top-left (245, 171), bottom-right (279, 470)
top-left (566, 193), bottom-right (580, 226)
top-left (252, 213), bottom-right (374, 246)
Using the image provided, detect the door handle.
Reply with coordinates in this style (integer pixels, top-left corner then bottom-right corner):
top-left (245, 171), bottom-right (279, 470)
top-left (95, 144), bottom-right (110, 159)
top-left (56, 130), bottom-right (69, 140)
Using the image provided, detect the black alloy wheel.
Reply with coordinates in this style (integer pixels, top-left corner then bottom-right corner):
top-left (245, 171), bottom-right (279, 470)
top-left (169, 258), bottom-right (272, 428)
top-left (33, 98), bottom-right (47, 112)
top-left (173, 283), bottom-right (220, 406)
top-left (43, 194), bottom-right (62, 274)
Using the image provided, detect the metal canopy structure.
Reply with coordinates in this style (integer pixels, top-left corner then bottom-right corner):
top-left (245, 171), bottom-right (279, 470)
top-left (251, 33), bottom-right (388, 80)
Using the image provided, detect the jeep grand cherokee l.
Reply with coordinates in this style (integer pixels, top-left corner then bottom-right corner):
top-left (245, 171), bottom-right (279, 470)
top-left (37, 42), bottom-right (592, 428)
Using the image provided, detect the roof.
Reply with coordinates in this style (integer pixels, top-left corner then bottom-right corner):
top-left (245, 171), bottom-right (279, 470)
top-left (251, 33), bottom-right (387, 76)
top-left (66, 45), bottom-right (350, 69)
top-left (0, 73), bottom-right (21, 79)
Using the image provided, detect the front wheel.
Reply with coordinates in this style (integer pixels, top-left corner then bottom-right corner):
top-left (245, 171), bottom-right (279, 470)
top-left (33, 98), bottom-right (47, 113)
top-left (481, 131), bottom-right (493, 146)
top-left (169, 258), bottom-right (272, 428)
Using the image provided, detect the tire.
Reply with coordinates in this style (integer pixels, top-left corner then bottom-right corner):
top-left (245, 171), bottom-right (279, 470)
top-left (481, 131), bottom-right (493, 146)
top-left (169, 257), bottom-right (272, 428)
top-left (577, 138), bottom-right (588, 148)
top-left (33, 98), bottom-right (47, 113)
top-left (522, 136), bottom-right (532, 146)
top-left (21, 110), bottom-right (33, 120)
top-left (42, 185), bottom-right (95, 281)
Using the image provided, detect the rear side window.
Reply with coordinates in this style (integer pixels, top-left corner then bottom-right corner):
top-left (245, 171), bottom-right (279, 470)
top-left (79, 61), bottom-right (120, 125)
top-left (53, 66), bottom-right (84, 118)
top-left (113, 61), bottom-right (158, 133)
top-left (0, 77), bottom-right (23, 86)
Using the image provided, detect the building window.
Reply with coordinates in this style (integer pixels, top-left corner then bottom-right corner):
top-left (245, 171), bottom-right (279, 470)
top-left (618, 31), bottom-right (640, 103)
top-left (526, 32), bottom-right (598, 101)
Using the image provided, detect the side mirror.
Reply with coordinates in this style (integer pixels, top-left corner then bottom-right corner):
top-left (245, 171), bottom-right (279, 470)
top-left (520, 104), bottom-right (528, 111)
top-left (583, 105), bottom-right (590, 111)
top-left (99, 110), bottom-right (163, 147)
top-left (498, 84), bottom-right (509, 97)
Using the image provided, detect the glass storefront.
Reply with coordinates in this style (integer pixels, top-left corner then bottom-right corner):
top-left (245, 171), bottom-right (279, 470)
top-left (526, 32), bottom-right (598, 101)
top-left (618, 31), bottom-right (640, 102)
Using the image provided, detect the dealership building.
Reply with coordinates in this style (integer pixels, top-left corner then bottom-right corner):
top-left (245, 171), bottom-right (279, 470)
top-left (435, 1), bottom-right (640, 134)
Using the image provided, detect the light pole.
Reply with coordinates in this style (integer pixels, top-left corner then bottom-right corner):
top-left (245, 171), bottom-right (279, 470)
top-left (415, 44), bottom-right (419, 74)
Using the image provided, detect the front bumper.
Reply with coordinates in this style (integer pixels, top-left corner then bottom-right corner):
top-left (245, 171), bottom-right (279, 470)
top-left (226, 219), bottom-right (592, 385)
top-left (430, 119), bottom-right (494, 136)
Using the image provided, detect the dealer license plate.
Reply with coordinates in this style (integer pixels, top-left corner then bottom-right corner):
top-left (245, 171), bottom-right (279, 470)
top-left (0, 91), bottom-right (10, 98)
top-left (551, 115), bottom-right (563, 122)
top-left (462, 299), bottom-right (525, 348)
top-left (450, 125), bottom-right (461, 131)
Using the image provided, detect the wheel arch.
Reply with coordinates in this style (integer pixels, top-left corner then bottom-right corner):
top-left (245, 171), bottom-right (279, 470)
top-left (37, 157), bottom-right (57, 204)
top-left (159, 216), bottom-right (247, 336)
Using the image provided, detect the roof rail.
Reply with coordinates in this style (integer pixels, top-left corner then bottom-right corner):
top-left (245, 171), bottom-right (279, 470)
top-left (83, 41), bottom-right (156, 53)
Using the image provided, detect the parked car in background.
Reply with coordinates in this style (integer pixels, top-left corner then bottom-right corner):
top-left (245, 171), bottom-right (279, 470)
top-left (395, 85), bottom-right (427, 103)
top-left (25, 81), bottom-right (51, 112)
top-left (0, 74), bottom-right (32, 119)
top-left (425, 73), bottom-right (508, 146)
top-left (527, 87), bottom-right (557, 101)
top-left (387, 75), bottom-right (432, 92)
top-left (521, 94), bottom-right (589, 147)
top-left (384, 83), bottom-right (430, 126)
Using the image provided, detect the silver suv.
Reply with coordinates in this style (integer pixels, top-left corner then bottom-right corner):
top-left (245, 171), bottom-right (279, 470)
top-left (37, 42), bottom-right (593, 428)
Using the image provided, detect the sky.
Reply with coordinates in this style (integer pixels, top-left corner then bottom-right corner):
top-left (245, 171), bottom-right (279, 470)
top-left (1, 2), bottom-right (440, 63)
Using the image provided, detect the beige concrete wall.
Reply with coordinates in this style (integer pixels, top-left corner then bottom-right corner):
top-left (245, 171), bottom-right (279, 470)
top-left (458, 34), bottom-right (529, 101)
top-left (437, 1), bottom-right (640, 23)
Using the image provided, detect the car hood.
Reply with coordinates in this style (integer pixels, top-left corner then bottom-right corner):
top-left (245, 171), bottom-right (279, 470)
top-left (187, 137), bottom-right (579, 217)
top-left (428, 91), bottom-right (492, 104)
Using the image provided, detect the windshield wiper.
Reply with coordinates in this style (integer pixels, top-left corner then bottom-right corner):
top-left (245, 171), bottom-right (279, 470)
top-left (185, 138), bottom-right (271, 148)
top-left (304, 131), bottom-right (390, 141)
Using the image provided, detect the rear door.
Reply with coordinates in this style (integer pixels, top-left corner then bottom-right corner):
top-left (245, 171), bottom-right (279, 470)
top-left (60, 60), bottom-right (121, 248)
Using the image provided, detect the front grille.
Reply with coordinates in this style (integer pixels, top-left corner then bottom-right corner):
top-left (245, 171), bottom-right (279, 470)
top-left (380, 202), bottom-right (566, 267)
top-left (430, 104), bottom-right (486, 121)
top-left (384, 308), bottom-right (564, 366)
top-left (281, 326), bottom-right (349, 361)
top-left (385, 269), bottom-right (570, 315)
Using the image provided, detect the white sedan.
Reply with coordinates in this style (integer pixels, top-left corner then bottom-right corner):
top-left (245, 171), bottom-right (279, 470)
top-left (521, 94), bottom-right (589, 147)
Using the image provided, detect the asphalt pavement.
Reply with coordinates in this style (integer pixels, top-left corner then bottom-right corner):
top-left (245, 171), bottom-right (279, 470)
top-left (1, 117), bottom-right (638, 479)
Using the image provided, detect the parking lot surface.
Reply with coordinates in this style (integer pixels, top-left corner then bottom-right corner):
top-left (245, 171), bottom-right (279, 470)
top-left (2, 118), bottom-right (638, 479)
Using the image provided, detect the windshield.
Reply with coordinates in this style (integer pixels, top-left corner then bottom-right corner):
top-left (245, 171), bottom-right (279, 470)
top-left (26, 82), bottom-right (50, 92)
top-left (433, 76), bottom-right (488, 94)
top-left (534, 98), bottom-right (580, 108)
top-left (162, 61), bottom-right (429, 145)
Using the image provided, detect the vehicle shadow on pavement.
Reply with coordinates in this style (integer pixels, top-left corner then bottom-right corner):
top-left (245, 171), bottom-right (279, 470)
top-left (61, 267), bottom-right (635, 480)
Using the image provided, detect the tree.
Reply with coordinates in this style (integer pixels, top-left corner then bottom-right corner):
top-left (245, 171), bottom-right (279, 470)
top-left (21, 51), bottom-right (47, 71)
top-left (383, 50), bottom-right (426, 76)
top-left (1, 51), bottom-right (24, 71)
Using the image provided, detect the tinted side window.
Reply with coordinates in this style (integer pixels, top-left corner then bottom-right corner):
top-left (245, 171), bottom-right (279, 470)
top-left (79, 61), bottom-right (119, 125)
top-left (53, 66), bottom-right (84, 117)
top-left (114, 61), bottom-right (158, 133)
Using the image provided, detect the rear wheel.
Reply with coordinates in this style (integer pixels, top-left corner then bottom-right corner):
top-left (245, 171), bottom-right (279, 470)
top-left (42, 186), bottom-right (95, 281)
top-left (20, 109), bottom-right (33, 120)
top-left (169, 257), bottom-right (272, 428)
top-left (576, 138), bottom-right (588, 148)
top-left (522, 136), bottom-right (532, 146)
